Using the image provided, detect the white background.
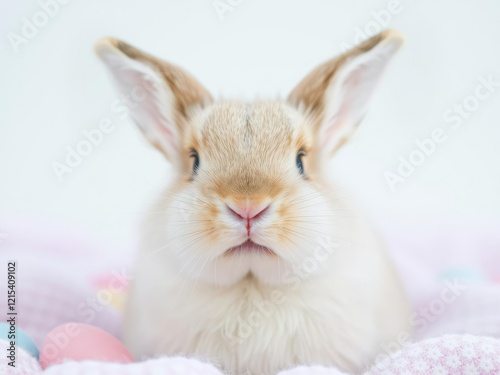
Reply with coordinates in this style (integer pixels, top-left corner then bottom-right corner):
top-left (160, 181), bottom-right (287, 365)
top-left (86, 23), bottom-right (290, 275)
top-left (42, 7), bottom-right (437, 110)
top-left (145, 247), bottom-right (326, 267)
top-left (1, 0), bottom-right (499, 249)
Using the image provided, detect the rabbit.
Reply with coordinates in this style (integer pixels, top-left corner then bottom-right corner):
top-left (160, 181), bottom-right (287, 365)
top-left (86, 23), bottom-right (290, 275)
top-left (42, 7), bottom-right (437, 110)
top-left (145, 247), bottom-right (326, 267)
top-left (95, 29), bottom-right (411, 375)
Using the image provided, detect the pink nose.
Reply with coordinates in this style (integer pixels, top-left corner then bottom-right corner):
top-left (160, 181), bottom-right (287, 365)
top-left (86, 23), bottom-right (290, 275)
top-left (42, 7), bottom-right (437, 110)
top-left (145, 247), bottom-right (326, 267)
top-left (226, 202), bottom-right (270, 221)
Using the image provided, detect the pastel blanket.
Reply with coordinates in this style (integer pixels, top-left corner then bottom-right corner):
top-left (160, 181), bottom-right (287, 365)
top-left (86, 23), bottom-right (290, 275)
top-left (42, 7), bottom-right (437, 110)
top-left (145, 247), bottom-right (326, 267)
top-left (1, 216), bottom-right (499, 374)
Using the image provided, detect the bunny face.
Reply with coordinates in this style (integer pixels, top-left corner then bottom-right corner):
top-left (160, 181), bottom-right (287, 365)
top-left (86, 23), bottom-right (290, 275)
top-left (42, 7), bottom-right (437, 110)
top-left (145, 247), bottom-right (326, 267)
top-left (96, 30), bottom-right (404, 286)
top-left (158, 99), bottom-right (336, 285)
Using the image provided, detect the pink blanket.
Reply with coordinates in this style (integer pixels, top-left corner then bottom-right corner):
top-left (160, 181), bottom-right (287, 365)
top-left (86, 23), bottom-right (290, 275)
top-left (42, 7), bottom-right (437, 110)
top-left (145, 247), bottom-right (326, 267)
top-left (1, 216), bottom-right (499, 374)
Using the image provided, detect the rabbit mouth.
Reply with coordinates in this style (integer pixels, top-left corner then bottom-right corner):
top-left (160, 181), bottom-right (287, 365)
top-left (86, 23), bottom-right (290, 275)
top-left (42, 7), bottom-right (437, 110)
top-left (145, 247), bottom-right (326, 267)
top-left (225, 240), bottom-right (275, 256)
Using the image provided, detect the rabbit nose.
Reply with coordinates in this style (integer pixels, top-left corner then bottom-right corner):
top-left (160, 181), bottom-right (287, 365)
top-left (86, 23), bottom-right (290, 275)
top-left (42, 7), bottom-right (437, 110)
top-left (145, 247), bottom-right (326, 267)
top-left (226, 202), bottom-right (270, 222)
top-left (226, 202), bottom-right (270, 235)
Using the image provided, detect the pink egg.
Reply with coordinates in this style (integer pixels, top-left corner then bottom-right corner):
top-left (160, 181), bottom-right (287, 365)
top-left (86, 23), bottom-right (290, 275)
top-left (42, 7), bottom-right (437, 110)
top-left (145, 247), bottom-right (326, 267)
top-left (40, 323), bottom-right (133, 369)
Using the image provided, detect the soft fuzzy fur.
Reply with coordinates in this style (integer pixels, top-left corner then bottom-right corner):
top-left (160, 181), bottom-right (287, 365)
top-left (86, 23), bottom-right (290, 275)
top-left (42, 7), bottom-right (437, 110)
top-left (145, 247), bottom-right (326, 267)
top-left (95, 30), bottom-right (411, 374)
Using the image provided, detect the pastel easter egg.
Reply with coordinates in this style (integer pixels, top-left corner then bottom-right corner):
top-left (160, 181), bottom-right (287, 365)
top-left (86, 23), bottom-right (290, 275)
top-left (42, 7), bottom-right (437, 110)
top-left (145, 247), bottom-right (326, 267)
top-left (40, 323), bottom-right (133, 369)
top-left (0, 322), bottom-right (39, 359)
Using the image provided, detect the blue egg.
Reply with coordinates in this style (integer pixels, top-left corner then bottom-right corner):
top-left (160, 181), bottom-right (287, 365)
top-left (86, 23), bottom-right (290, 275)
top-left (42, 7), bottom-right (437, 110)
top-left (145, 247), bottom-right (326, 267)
top-left (439, 267), bottom-right (485, 284)
top-left (0, 322), bottom-right (39, 359)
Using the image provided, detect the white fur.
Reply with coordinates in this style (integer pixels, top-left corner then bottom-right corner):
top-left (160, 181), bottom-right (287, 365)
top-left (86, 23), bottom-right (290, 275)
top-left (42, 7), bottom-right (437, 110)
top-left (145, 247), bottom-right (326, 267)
top-left (95, 31), bottom-right (411, 375)
top-left (123, 170), bottom-right (411, 374)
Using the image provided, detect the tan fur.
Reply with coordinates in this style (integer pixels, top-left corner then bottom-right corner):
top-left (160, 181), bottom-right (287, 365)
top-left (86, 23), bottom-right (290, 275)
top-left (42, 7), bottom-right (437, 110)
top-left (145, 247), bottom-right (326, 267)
top-left (288, 30), bottom-right (398, 116)
top-left (98, 38), bottom-right (213, 116)
top-left (288, 30), bottom-right (403, 156)
top-left (95, 30), bottom-right (410, 374)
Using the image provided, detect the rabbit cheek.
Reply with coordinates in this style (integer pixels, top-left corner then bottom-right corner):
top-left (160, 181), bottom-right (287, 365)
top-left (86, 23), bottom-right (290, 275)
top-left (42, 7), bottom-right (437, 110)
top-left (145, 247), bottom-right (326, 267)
top-left (279, 188), bottom-right (334, 265)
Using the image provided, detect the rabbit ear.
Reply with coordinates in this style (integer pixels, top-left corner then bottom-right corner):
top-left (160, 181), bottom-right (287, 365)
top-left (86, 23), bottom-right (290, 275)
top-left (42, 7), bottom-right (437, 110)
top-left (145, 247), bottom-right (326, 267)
top-left (94, 38), bottom-right (212, 161)
top-left (288, 30), bottom-right (404, 156)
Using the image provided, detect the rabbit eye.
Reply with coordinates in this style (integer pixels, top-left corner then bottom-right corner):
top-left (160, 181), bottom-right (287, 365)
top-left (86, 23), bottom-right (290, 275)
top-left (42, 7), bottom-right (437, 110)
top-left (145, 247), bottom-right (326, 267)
top-left (189, 150), bottom-right (200, 175)
top-left (296, 150), bottom-right (306, 176)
